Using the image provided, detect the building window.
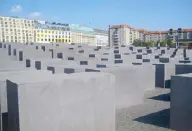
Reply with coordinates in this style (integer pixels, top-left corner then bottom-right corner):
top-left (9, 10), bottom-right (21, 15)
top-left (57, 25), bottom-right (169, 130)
top-left (65, 40), bottom-right (67, 42)
top-left (45, 31), bottom-right (47, 33)
top-left (41, 30), bottom-right (43, 33)
top-left (41, 39), bottom-right (43, 41)
top-left (45, 39), bottom-right (47, 41)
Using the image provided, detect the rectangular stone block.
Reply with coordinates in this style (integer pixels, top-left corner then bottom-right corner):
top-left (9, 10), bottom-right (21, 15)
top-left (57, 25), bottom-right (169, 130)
top-left (8, 45), bottom-right (11, 56)
top-left (79, 50), bottom-right (84, 53)
top-left (124, 53), bottom-right (130, 55)
top-left (136, 54), bottom-right (142, 59)
top-left (68, 57), bottom-right (74, 60)
top-left (159, 57), bottom-right (169, 63)
top-left (161, 49), bottom-right (165, 54)
top-left (129, 47), bottom-right (133, 51)
top-left (175, 64), bottom-right (192, 75)
top-left (170, 74), bottom-right (192, 131)
top-left (179, 60), bottom-right (191, 64)
top-left (0, 61), bottom-right (26, 72)
top-left (114, 54), bottom-right (121, 59)
top-left (142, 59), bottom-right (150, 62)
top-left (155, 55), bottom-right (159, 59)
top-left (114, 59), bottom-right (123, 64)
top-left (137, 49), bottom-right (142, 53)
top-left (7, 72), bottom-right (115, 131)
top-left (57, 53), bottom-right (63, 59)
top-left (155, 63), bottom-right (175, 88)
top-left (80, 61), bottom-right (88, 65)
top-left (103, 53), bottom-right (109, 55)
top-left (41, 46), bottom-right (45, 51)
top-left (89, 54), bottom-right (95, 58)
top-left (147, 49), bottom-right (152, 54)
top-left (98, 65), bottom-right (154, 109)
top-left (114, 50), bottom-right (119, 54)
top-left (0, 70), bottom-right (52, 131)
top-left (132, 62), bottom-right (142, 65)
top-left (13, 49), bottom-right (17, 56)
top-left (101, 58), bottom-right (108, 61)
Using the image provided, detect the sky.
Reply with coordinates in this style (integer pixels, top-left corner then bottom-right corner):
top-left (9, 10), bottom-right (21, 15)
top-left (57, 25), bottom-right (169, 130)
top-left (0, 0), bottom-right (192, 30)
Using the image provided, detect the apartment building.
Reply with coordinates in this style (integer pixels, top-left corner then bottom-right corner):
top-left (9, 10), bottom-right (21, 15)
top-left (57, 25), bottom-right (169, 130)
top-left (109, 25), bottom-right (131, 46)
top-left (145, 31), bottom-right (168, 42)
top-left (109, 24), bottom-right (192, 46)
top-left (169, 29), bottom-right (192, 41)
top-left (94, 29), bottom-right (108, 46)
top-left (34, 20), bottom-right (71, 44)
top-left (0, 16), bottom-right (34, 43)
top-left (70, 24), bottom-right (95, 45)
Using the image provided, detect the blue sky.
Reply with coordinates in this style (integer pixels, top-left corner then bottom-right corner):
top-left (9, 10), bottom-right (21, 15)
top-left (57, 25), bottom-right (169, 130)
top-left (0, 0), bottom-right (192, 30)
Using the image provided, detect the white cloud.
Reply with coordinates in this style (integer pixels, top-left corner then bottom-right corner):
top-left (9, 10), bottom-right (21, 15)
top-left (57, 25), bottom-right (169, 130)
top-left (11, 5), bottom-right (22, 13)
top-left (28, 12), bottom-right (41, 19)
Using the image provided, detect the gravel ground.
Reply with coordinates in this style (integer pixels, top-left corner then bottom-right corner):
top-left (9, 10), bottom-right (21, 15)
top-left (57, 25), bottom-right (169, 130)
top-left (116, 88), bottom-right (174, 131)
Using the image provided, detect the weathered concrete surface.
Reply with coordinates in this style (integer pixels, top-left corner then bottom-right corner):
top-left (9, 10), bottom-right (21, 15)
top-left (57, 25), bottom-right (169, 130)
top-left (7, 72), bottom-right (115, 131)
top-left (170, 74), bottom-right (192, 131)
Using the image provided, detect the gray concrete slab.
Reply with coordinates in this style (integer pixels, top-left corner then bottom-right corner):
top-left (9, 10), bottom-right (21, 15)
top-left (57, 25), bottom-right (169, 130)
top-left (7, 72), bottom-right (115, 131)
top-left (170, 74), bottom-right (192, 131)
top-left (155, 63), bottom-right (175, 88)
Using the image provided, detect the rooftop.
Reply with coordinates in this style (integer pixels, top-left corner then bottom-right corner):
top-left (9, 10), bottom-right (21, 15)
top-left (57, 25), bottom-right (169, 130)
top-left (110, 24), bottom-right (192, 34)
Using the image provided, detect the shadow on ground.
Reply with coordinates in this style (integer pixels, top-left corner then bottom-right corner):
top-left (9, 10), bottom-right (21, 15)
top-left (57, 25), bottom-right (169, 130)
top-left (134, 108), bottom-right (170, 129)
top-left (149, 93), bottom-right (170, 102)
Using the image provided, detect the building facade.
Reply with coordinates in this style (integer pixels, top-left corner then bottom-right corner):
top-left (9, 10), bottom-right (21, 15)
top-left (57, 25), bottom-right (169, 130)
top-left (70, 24), bottom-right (95, 45)
top-left (109, 25), bottom-right (140, 46)
top-left (0, 16), bottom-right (35, 43)
top-left (109, 24), bottom-right (192, 46)
top-left (34, 20), bottom-right (71, 44)
top-left (145, 31), bottom-right (168, 42)
top-left (94, 29), bottom-right (108, 46)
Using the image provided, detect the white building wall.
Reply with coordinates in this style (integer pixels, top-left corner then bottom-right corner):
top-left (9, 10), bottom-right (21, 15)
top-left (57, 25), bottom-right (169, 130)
top-left (95, 34), bottom-right (108, 46)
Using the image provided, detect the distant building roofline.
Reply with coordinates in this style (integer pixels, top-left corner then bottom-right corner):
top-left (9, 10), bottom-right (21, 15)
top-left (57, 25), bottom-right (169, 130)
top-left (110, 24), bottom-right (132, 29)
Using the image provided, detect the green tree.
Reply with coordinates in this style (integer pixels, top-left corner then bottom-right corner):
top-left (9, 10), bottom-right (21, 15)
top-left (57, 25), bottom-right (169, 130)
top-left (167, 39), bottom-right (175, 47)
top-left (161, 39), bottom-right (167, 47)
top-left (132, 39), bottom-right (142, 47)
top-left (143, 41), bottom-right (155, 47)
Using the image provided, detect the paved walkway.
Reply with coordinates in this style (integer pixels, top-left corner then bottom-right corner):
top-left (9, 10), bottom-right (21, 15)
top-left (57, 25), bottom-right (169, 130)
top-left (116, 88), bottom-right (174, 131)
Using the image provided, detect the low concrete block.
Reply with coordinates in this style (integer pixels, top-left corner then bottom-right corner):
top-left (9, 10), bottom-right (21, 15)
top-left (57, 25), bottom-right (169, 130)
top-left (175, 64), bottom-right (192, 75)
top-left (159, 57), bottom-right (169, 63)
top-left (7, 72), bottom-right (115, 131)
top-left (170, 74), bottom-right (192, 131)
top-left (155, 63), bottom-right (175, 88)
top-left (136, 54), bottom-right (142, 59)
top-left (114, 54), bottom-right (121, 59)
